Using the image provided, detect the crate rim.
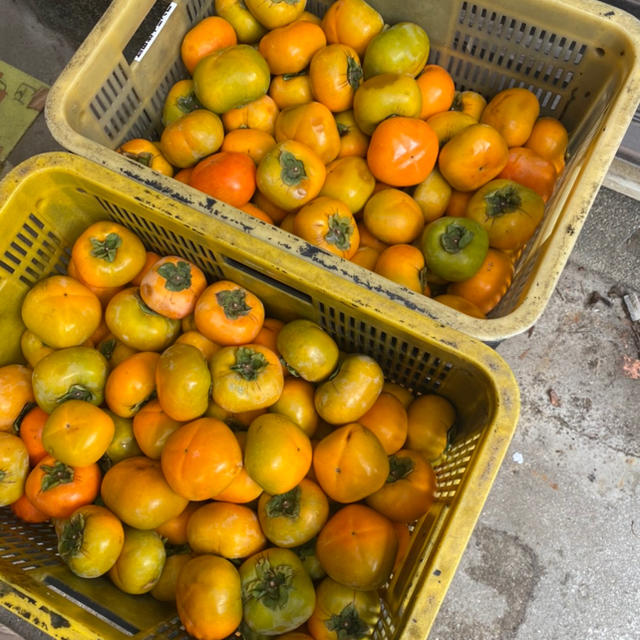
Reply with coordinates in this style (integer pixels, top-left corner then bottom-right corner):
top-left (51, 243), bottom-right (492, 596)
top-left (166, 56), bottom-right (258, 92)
top-left (45, 0), bottom-right (640, 344)
top-left (0, 150), bottom-right (521, 639)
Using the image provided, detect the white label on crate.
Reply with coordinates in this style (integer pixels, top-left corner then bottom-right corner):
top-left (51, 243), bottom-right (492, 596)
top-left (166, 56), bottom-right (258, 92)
top-left (134, 1), bottom-right (178, 63)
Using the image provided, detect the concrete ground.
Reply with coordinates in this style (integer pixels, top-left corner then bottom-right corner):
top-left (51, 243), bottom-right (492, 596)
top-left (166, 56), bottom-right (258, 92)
top-left (1, 1), bottom-right (639, 639)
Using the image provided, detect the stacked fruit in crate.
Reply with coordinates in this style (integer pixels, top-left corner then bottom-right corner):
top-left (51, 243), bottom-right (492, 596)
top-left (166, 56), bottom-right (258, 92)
top-left (117, 0), bottom-right (569, 319)
top-left (0, 219), bottom-right (458, 639)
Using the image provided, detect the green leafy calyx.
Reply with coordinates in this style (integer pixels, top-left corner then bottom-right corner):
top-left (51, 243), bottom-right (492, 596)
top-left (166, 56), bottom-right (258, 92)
top-left (90, 232), bottom-right (122, 262)
top-left (325, 214), bottom-right (355, 251)
top-left (231, 347), bottom-right (268, 381)
top-left (266, 486), bottom-right (301, 519)
top-left (279, 150), bottom-right (307, 187)
top-left (439, 223), bottom-right (474, 254)
top-left (326, 602), bottom-right (371, 640)
top-left (156, 261), bottom-right (193, 292)
top-left (40, 461), bottom-right (75, 492)
top-left (243, 557), bottom-right (294, 610)
top-left (387, 454), bottom-right (415, 483)
top-left (216, 289), bottom-right (251, 320)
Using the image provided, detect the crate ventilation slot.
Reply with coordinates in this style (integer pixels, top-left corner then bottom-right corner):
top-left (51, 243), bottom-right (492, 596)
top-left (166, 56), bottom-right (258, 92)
top-left (317, 304), bottom-right (452, 393)
top-left (450, 2), bottom-right (587, 109)
top-left (435, 432), bottom-right (482, 499)
top-left (186, 0), bottom-right (214, 24)
top-left (149, 59), bottom-right (186, 117)
top-left (0, 215), bottom-right (64, 286)
top-left (89, 65), bottom-right (145, 141)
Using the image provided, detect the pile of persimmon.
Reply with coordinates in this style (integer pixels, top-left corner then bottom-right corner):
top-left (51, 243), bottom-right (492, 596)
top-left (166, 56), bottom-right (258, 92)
top-left (0, 219), bottom-right (460, 639)
top-left (116, 0), bottom-right (568, 320)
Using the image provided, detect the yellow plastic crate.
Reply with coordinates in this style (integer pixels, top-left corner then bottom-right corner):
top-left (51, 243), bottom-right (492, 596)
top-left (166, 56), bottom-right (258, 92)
top-left (44, 0), bottom-right (640, 343)
top-left (0, 152), bottom-right (519, 640)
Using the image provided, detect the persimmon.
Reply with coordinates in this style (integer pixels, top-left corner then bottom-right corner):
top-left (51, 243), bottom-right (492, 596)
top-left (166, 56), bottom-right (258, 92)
top-left (363, 188), bottom-right (424, 245)
top-left (187, 501), bottom-right (266, 558)
top-left (448, 248), bottom-right (514, 314)
top-left (525, 116), bottom-right (569, 174)
top-left (212, 431), bottom-right (263, 504)
top-left (498, 146), bottom-right (557, 202)
top-left (313, 422), bottom-right (389, 503)
top-left (244, 0), bottom-right (306, 29)
top-left (438, 123), bottom-right (509, 192)
top-left (416, 64), bottom-right (456, 120)
top-left (450, 90), bottom-right (487, 121)
top-left (367, 116), bottom-right (438, 187)
top-left (160, 109), bottom-right (225, 169)
top-left (0, 364), bottom-right (34, 432)
top-left (309, 44), bottom-right (363, 112)
top-left (321, 0), bottom-right (384, 57)
top-left (244, 413), bottom-right (313, 495)
top-left (189, 151), bottom-right (256, 207)
top-left (316, 503), bottom-right (397, 590)
top-left (116, 139), bottom-right (174, 176)
top-left (139, 256), bottom-right (207, 320)
top-left (480, 87), bottom-right (540, 147)
top-left (350, 245), bottom-right (380, 270)
top-left (132, 399), bottom-right (183, 460)
top-left (293, 196), bottom-right (360, 259)
top-left (175, 330), bottom-right (220, 361)
top-left (259, 20), bottom-right (327, 75)
top-left (426, 110), bottom-right (476, 148)
top-left (275, 101), bottom-right (342, 165)
top-left (334, 109), bottom-right (370, 158)
top-left (160, 417), bottom-right (243, 500)
top-left (42, 400), bottom-right (115, 467)
top-left (269, 73), bottom-right (314, 110)
top-left (357, 391), bottom-right (409, 455)
top-left (104, 351), bottom-right (160, 419)
top-left (194, 280), bottom-right (265, 346)
top-left (26, 456), bottom-right (101, 519)
top-left (365, 449), bottom-right (436, 522)
top-left (373, 244), bottom-right (426, 294)
top-left (18, 405), bottom-right (48, 466)
top-left (413, 168), bottom-right (452, 223)
top-left (406, 394), bottom-right (456, 461)
top-left (180, 16), bottom-right (237, 74)
top-left (210, 344), bottom-right (284, 413)
top-left (221, 94), bottom-right (279, 135)
top-left (434, 294), bottom-right (486, 318)
top-left (10, 492), bottom-right (49, 523)
top-left (221, 129), bottom-right (276, 165)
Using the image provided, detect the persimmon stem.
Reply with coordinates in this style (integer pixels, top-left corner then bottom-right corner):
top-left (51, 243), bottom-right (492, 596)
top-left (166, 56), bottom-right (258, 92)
top-left (346, 56), bottom-right (363, 91)
top-left (279, 150), bottom-right (307, 187)
top-left (157, 261), bottom-right (192, 292)
top-left (216, 289), bottom-right (251, 319)
top-left (40, 461), bottom-right (74, 491)
top-left (439, 223), bottom-right (474, 254)
top-left (231, 347), bottom-right (268, 381)
top-left (325, 214), bottom-right (354, 251)
top-left (326, 603), bottom-right (371, 640)
top-left (58, 513), bottom-right (85, 560)
top-left (266, 486), bottom-right (301, 519)
top-left (387, 455), bottom-right (415, 483)
top-left (243, 558), bottom-right (294, 610)
top-left (484, 185), bottom-right (522, 217)
top-left (90, 233), bottom-right (122, 262)
top-left (176, 92), bottom-right (201, 114)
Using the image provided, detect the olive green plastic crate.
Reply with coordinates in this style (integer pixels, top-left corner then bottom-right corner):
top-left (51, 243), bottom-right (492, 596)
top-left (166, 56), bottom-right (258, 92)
top-left (0, 153), bottom-right (519, 640)
top-left (44, 0), bottom-right (640, 343)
